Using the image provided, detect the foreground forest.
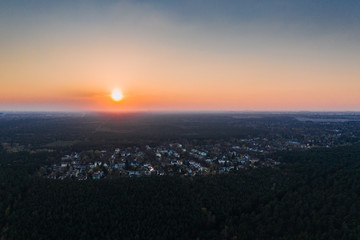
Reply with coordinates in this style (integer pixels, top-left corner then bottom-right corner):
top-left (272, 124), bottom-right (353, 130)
top-left (1, 143), bottom-right (360, 239)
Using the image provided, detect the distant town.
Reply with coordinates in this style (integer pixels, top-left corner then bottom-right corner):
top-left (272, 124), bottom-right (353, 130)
top-left (1, 112), bottom-right (359, 180)
top-left (42, 133), bottom-right (341, 180)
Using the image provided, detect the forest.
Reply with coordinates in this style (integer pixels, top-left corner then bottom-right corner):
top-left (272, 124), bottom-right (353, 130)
top-left (1, 142), bottom-right (360, 239)
top-left (1, 112), bottom-right (359, 150)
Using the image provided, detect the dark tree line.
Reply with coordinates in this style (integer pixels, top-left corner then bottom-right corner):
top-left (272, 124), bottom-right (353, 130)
top-left (1, 143), bottom-right (360, 239)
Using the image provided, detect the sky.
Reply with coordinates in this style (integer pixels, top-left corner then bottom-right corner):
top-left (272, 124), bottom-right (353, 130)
top-left (1, 0), bottom-right (360, 112)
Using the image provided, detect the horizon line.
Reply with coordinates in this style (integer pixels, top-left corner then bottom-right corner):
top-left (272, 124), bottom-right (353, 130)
top-left (2, 110), bottom-right (360, 114)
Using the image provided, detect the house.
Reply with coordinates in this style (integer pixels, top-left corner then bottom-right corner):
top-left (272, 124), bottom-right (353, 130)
top-left (250, 159), bottom-right (259, 164)
top-left (200, 152), bottom-right (207, 157)
top-left (61, 163), bottom-right (68, 168)
top-left (129, 171), bottom-right (141, 177)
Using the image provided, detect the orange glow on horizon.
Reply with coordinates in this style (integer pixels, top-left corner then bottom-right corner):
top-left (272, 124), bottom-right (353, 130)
top-left (1, 1), bottom-right (360, 112)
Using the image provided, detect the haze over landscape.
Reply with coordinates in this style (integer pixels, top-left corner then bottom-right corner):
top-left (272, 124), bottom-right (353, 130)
top-left (1, 0), bottom-right (360, 112)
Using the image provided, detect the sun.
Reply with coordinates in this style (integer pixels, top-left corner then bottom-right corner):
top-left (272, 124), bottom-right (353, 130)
top-left (111, 89), bottom-right (123, 102)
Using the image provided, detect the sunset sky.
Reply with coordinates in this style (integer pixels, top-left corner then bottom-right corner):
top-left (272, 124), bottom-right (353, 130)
top-left (1, 0), bottom-right (360, 112)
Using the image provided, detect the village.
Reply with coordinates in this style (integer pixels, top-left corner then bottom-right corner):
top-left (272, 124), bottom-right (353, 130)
top-left (43, 136), bottom-right (316, 180)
